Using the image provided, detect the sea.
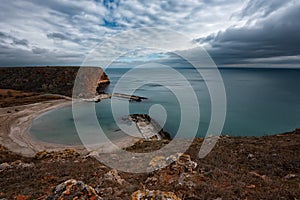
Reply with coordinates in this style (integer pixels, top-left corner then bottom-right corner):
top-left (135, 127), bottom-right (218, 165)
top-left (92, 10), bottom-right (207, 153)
top-left (29, 68), bottom-right (300, 145)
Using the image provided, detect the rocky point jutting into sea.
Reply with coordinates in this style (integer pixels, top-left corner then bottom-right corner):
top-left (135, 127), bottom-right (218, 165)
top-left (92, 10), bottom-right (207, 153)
top-left (0, 67), bottom-right (299, 199)
top-left (0, 67), bottom-right (112, 156)
top-left (0, 66), bottom-right (110, 98)
top-left (0, 66), bottom-right (163, 157)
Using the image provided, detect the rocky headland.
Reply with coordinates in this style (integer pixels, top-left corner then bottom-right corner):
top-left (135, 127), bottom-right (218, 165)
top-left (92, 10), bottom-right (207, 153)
top-left (0, 67), bottom-right (299, 199)
top-left (0, 66), bottom-right (110, 98)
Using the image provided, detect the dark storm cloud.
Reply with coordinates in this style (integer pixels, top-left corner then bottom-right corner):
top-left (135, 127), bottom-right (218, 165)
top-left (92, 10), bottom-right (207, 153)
top-left (197, 1), bottom-right (300, 66)
top-left (0, 0), bottom-right (299, 67)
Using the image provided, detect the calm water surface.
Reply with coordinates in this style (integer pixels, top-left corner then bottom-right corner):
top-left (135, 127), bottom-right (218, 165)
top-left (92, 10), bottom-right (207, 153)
top-left (29, 68), bottom-right (300, 145)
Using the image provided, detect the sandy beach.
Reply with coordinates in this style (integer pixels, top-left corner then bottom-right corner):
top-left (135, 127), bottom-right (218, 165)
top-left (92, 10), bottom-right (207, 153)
top-left (0, 93), bottom-right (299, 199)
top-left (0, 99), bottom-right (140, 157)
top-left (0, 100), bottom-right (76, 156)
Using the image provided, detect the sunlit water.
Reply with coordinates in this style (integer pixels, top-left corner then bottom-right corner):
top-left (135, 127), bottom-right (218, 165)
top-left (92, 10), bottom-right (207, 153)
top-left (29, 68), bottom-right (300, 145)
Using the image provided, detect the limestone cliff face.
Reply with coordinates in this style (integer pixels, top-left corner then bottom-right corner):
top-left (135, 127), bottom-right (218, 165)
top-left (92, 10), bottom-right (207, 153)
top-left (0, 67), bottom-right (110, 97)
top-left (72, 67), bottom-right (110, 98)
top-left (97, 70), bottom-right (110, 92)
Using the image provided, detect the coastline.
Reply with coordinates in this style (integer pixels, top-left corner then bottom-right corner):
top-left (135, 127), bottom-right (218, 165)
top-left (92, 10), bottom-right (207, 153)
top-left (0, 99), bottom-right (299, 199)
top-left (0, 97), bottom-right (299, 158)
top-left (0, 99), bottom-right (140, 157)
top-left (0, 99), bottom-right (73, 156)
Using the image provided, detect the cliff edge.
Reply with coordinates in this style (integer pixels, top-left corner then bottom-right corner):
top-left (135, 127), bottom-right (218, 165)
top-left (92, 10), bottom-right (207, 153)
top-left (0, 66), bottom-right (110, 97)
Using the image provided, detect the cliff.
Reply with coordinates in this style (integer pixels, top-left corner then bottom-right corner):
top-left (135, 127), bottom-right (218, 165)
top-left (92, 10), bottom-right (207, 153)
top-left (0, 67), bottom-right (110, 97)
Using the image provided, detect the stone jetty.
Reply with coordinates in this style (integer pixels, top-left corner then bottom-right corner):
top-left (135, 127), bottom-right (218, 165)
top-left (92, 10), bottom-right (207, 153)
top-left (128, 114), bottom-right (171, 141)
top-left (83, 93), bottom-right (148, 102)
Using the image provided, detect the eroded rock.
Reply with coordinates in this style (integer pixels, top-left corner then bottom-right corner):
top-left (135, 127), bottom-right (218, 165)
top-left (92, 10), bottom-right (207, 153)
top-left (47, 179), bottom-right (102, 200)
top-left (284, 174), bottom-right (297, 179)
top-left (249, 171), bottom-right (272, 183)
top-left (102, 169), bottom-right (126, 185)
top-left (148, 153), bottom-right (197, 172)
top-left (131, 189), bottom-right (180, 200)
top-left (0, 162), bottom-right (11, 171)
top-left (178, 173), bottom-right (196, 188)
top-left (35, 149), bottom-right (80, 161)
top-left (0, 160), bottom-right (34, 172)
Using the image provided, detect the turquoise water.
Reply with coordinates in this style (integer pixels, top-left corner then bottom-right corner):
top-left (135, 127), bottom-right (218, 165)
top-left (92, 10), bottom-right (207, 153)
top-left (29, 68), bottom-right (300, 145)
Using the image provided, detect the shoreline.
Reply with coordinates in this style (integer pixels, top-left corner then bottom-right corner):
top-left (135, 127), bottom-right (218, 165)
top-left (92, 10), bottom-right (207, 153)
top-left (0, 99), bottom-right (299, 199)
top-left (0, 99), bottom-right (75, 157)
top-left (1, 98), bottom-right (299, 158)
top-left (0, 99), bottom-right (140, 157)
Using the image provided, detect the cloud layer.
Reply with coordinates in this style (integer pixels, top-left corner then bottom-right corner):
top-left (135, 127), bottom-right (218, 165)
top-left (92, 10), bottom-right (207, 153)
top-left (0, 0), bottom-right (299, 67)
top-left (197, 0), bottom-right (300, 67)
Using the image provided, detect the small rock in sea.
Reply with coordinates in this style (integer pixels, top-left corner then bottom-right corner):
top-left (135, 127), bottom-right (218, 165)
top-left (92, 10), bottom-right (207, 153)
top-left (47, 179), bottom-right (102, 200)
top-left (131, 190), bottom-right (180, 200)
top-left (284, 174), bottom-right (297, 179)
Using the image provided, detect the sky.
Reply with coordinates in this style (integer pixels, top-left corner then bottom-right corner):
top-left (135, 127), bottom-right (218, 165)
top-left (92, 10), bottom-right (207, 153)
top-left (0, 0), bottom-right (299, 68)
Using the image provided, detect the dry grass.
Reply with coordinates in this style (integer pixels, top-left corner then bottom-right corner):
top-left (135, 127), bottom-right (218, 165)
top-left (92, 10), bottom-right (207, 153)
top-left (0, 89), bottom-right (63, 108)
top-left (0, 132), bottom-right (299, 199)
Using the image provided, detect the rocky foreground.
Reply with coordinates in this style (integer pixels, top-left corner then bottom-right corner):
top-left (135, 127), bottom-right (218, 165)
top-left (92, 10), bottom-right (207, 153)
top-left (0, 131), bottom-right (299, 199)
top-left (0, 67), bottom-right (299, 199)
